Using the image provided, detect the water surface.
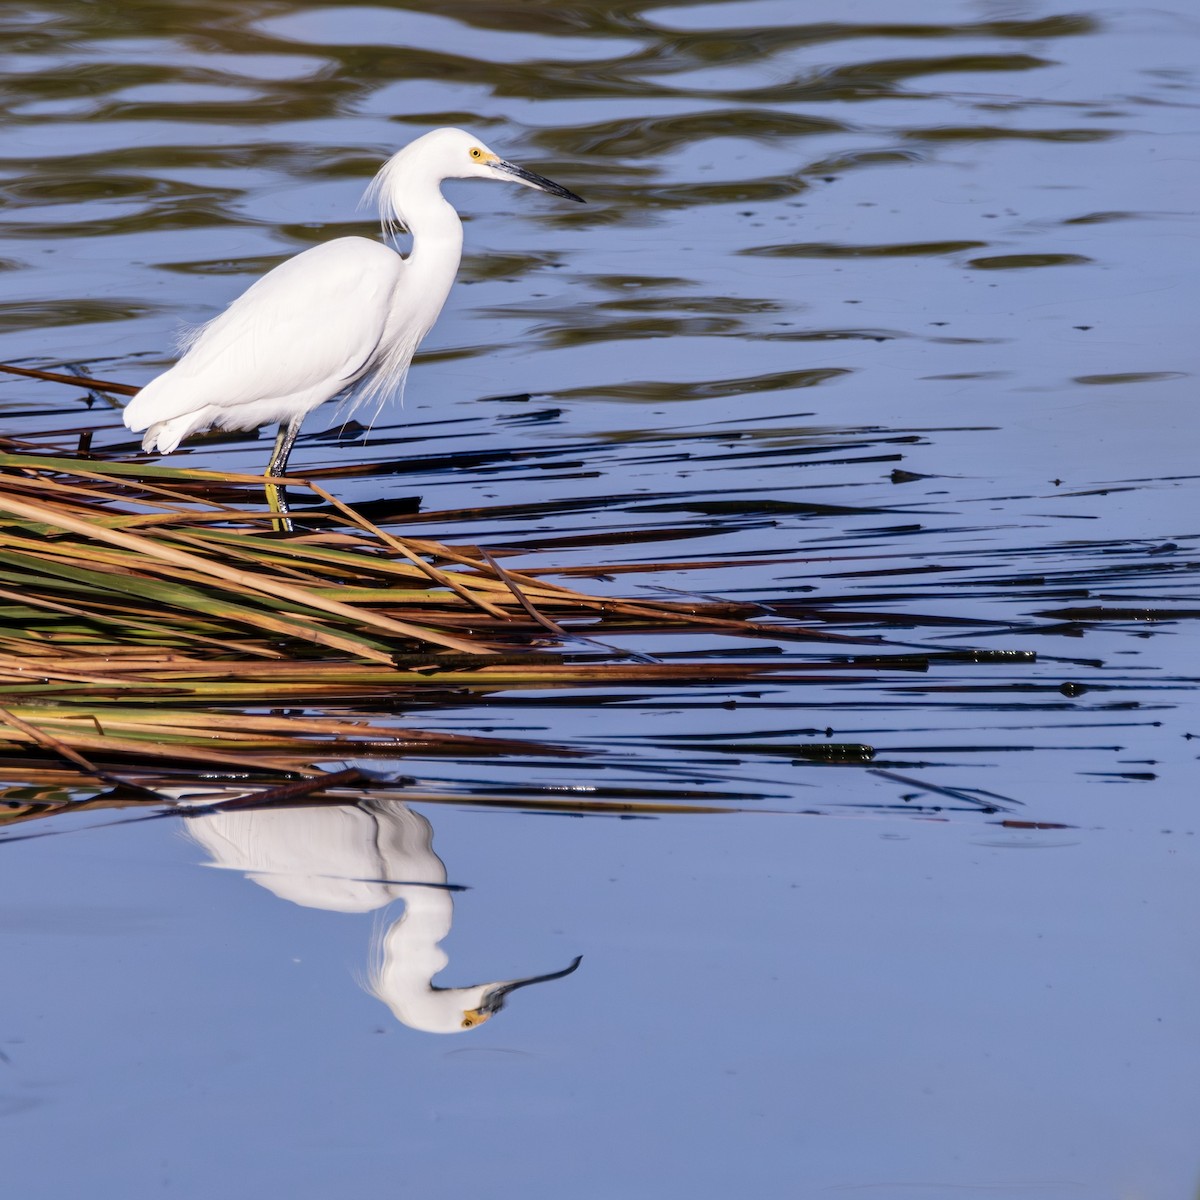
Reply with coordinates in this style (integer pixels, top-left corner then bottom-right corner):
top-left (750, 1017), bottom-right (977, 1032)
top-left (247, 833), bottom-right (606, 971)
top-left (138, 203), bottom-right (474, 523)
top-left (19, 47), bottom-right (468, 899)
top-left (0, 1), bottom-right (1198, 1196)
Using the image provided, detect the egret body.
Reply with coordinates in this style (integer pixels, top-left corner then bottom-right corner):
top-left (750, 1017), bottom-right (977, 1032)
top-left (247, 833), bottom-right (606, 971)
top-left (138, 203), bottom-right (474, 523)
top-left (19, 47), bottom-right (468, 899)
top-left (186, 800), bottom-right (581, 1033)
top-left (122, 128), bottom-right (583, 516)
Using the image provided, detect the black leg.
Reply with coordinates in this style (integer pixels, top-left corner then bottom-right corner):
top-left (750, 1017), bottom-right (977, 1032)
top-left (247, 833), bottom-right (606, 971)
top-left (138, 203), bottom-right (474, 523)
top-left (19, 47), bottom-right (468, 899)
top-left (265, 416), bottom-right (303, 533)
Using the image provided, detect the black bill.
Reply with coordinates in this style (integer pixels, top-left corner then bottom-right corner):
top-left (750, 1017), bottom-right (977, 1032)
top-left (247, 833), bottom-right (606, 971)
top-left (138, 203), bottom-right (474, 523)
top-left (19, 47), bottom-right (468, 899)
top-left (478, 954), bottom-right (584, 1015)
top-left (493, 158), bottom-right (586, 203)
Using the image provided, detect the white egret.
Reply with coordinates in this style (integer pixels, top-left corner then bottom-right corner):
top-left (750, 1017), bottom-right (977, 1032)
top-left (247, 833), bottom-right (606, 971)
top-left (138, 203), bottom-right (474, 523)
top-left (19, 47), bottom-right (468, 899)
top-left (122, 127), bottom-right (584, 518)
top-left (185, 799), bottom-right (581, 1033)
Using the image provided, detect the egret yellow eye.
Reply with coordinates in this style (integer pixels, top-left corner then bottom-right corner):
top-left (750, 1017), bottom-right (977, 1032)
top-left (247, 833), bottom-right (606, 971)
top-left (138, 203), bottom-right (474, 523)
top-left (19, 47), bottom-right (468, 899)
top-left (462, 1015), bottom-right (476, 1028)
top-left (470, 147), bottom-right (483, 159)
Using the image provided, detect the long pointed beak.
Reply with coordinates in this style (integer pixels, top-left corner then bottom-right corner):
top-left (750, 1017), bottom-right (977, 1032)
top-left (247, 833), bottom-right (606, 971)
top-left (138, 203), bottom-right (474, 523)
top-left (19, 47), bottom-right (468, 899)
top-left (492, 159), bottom-right (585, 203)
top-left (476, 954), bottom-right (584, 1017)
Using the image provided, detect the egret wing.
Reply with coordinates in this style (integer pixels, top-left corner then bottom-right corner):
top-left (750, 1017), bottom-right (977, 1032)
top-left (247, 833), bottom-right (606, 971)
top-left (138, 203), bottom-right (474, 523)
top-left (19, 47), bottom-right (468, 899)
top-left (125, 238), bottom-right (402, 428)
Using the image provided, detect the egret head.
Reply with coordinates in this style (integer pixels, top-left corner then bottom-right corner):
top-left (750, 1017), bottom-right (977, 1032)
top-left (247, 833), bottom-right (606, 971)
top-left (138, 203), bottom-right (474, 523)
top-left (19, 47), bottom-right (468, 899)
top-left (456, 133), bottom-right (585, 202)
top-left (457, 955), bottom-right (584, 1031)
top-left (368, 127), bottom-right (584, 233)
top-left (369, 941), bottom-right (583, 1034)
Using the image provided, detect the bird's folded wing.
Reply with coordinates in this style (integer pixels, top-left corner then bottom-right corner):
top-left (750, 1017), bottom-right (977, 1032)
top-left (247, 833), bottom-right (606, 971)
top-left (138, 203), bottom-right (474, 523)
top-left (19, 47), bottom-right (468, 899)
top-left (125, 238), bottom-right (402, 428)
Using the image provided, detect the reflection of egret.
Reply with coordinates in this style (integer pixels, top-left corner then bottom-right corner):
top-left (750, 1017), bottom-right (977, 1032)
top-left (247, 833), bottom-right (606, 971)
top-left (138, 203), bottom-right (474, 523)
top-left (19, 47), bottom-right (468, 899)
top-left (185, 800), bottom-right (579, 1033)
top-left (122, 127), bottom-right (584, 518)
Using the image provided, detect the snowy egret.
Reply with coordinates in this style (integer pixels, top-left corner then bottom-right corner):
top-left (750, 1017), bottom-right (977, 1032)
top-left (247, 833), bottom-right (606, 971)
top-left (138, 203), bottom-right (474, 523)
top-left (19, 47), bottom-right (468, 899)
top-left (122, 127), bottom-right (584, 519)
top-left (186, 799), bottom-right (581, 1033)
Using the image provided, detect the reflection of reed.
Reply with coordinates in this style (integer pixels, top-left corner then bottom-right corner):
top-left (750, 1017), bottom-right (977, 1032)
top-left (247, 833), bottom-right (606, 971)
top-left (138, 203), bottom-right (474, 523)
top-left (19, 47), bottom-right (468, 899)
top-left (186, 801), bottom-right (579, 1034)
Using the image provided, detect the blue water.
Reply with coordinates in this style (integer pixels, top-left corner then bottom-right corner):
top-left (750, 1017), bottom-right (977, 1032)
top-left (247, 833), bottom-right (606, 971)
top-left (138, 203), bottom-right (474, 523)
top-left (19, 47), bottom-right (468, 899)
top-left (1, 1), bottom-right (1198, 1194)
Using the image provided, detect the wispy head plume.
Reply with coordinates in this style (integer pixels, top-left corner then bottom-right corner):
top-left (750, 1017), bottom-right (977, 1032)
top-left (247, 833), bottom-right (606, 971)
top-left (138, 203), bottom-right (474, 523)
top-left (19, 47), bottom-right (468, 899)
top-left (362, 149), bottom-right (410, 238)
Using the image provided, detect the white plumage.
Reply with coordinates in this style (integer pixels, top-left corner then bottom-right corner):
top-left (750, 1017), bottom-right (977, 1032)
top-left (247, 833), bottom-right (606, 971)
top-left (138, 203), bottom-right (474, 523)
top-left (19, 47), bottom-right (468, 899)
top-left (125, 238), bottom-right (404, 452)
top-left (186, 799), bottom-right (581, 1033)
top-left (122, 127), bottom-right (584, 514)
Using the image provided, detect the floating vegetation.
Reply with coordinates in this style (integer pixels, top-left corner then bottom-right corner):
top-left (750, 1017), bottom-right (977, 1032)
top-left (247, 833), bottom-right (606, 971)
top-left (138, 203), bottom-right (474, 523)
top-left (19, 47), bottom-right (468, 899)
top-left (0, 433), bottom-right (924, 816)
top-left (3, 358), bottom-right (1193, 831)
